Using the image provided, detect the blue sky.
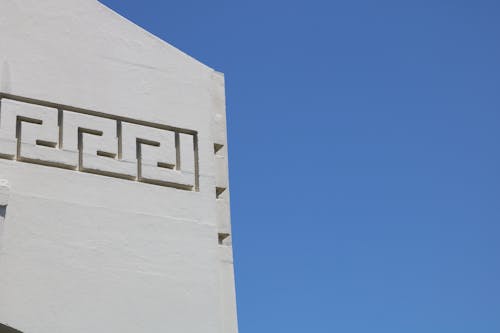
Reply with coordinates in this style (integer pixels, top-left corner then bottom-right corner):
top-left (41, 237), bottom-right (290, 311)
top-left (100, 1), bottom-right (500, 332)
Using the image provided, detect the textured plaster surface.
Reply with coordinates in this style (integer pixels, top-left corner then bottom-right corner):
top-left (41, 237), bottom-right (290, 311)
top-left (0, 1), bottom-right (237, 332)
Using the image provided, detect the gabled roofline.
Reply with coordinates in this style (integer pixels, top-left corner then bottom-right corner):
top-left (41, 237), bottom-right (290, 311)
top-left (95, 0), bottom-right (217, 72)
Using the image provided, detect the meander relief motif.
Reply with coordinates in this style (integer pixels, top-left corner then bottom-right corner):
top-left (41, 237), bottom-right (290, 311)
top-left (0, 95), bottom-right (199, 191)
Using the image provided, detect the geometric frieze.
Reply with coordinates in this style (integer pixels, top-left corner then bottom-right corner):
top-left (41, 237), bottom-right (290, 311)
top-left (0, 95), bottom-right (199, 191)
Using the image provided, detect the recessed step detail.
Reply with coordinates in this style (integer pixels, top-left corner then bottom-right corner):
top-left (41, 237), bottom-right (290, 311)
top-left (218, 233), bottom-right (230, 245)
top-left (216, 187), bottom-right (227, 199)
top-left (214, 143), bottom-right (224, 154)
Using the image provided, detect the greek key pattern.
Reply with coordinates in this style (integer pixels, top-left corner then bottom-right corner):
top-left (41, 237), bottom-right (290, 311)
top-left (0, 95), bottom-right (199, 191)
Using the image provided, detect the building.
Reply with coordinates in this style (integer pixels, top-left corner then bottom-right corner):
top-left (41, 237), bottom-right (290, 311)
top-left (0, 0), bottom-right (238, 332)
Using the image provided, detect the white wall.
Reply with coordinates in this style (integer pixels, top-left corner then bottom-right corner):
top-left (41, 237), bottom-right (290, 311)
top-left (0, 1), bottom-right (237, 332)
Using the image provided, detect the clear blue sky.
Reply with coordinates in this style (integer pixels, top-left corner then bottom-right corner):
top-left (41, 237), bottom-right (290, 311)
top-left (100, 1), bottom-right (499, 332)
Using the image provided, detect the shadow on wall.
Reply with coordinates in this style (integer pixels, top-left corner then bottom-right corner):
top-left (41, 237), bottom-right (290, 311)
top-left (0, 205), bottom-right (5, 252)
top-left (0, 323), bottom-right (22, 333)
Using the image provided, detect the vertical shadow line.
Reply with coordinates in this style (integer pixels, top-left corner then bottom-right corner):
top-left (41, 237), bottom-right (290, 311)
top-left (194, 134), bottom-right (200, 192)
top-left (58, 109), bottom-right (63, 149)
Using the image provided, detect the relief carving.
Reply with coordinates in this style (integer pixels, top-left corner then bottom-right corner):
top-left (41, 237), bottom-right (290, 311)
top-left (0, 95), bottom-right (199, 191)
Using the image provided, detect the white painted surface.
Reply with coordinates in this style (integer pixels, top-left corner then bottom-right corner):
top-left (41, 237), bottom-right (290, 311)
top-left (0, 1), bottom-right (237, 332)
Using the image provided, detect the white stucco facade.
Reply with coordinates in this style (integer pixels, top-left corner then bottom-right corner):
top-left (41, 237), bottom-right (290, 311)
top-left (0, 1), bottom-right (237, 332)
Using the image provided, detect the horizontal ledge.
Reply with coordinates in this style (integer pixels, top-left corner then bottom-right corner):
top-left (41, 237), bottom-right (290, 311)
top-left (0, 93), bottom-right (198, 135)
